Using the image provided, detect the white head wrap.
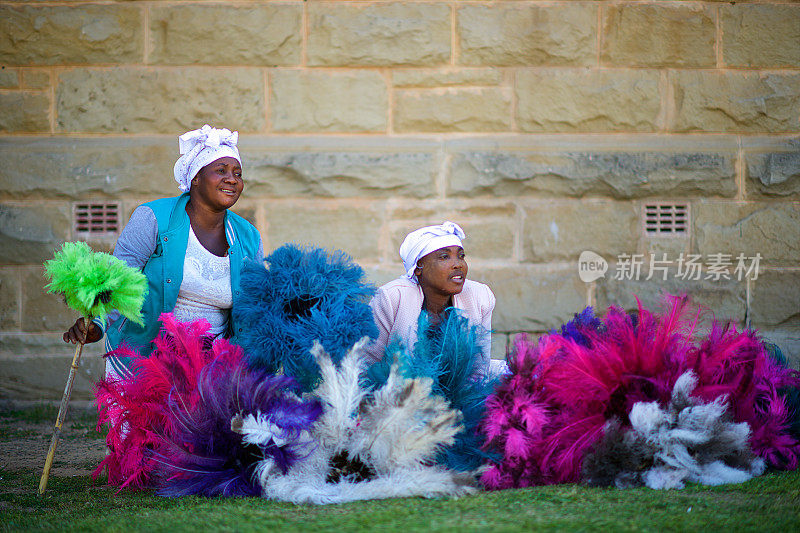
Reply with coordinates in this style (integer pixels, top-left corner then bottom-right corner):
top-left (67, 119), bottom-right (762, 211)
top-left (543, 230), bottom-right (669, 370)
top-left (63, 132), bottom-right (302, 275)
top-left (173, 125), bottom-right (241, 192)
top-left (399, 221), bottom-right (466, 281)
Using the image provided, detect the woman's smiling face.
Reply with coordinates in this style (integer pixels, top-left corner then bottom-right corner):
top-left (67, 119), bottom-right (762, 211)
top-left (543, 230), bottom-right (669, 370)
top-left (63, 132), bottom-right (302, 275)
top-left (191, 156), bottom-right (243, 210)
top-left (414, 245), bottom-right (468, 298)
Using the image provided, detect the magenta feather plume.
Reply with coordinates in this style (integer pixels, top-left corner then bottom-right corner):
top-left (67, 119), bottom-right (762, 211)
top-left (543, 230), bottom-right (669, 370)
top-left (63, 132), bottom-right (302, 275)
top-left (93, 314), bottom-right (242, 489)
top-left (480, 296), bottom-right (800, 490)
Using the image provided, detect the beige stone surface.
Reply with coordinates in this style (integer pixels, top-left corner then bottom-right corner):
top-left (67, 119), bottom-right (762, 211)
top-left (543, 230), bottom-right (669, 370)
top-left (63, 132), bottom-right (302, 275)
top-left (308, 3), bottom-right (450, 67)
top-left (21, 267), bottom-right (75, 333)
top-left (595, 276), bottom-right (747, 325)
top-left (56, 68), bottom-right (265, 133)
top-left (0, 5), bottom-right (143, 65)
top-left (149, 5), bottom-right (302, 66)
top-left (693, 202), bottom-right (800, 266)
top-left (392, 68), bottom-right (503, 88)
top-left (0, 92), bottom-right (50, 133)
top-left (448, 143), bottom-right (736, 198)
top-left (0, 269), bottom-right (20, 330)
top-left (0, 353), bottom-right (104, 401)
top-left (458, 4), bottom-right (596, 66)
top-left (522, 201), bottom-right (639, 263)
top-left (0, 204), bottom-right (69, 265)
top-left (243, 148), bottom-right (437, 198)
top-left (602, 4), bottom-right (715, 67)
top-left (722, 5), bottom-right (800, 67)
top-left (491, 333), bottom-right (508, 361)
top-left (475, 266), bottom-right (587, 331)
top-left (264, 202), bottom-right (383, 261)
top-left (757, 328), bottom-right (800, 370)
top-left (0, 137), bottom-right (175, 199)
top-left (394, 87), bottom-right (511, 132)
top-left (744, 138), bottom-right (800, 199)
top-left (270, 70), bottom-right (387, 133)
top-left (671, 71), bottom-right (800, 133)
top-left (0, 69), bottom-right (19, 89)
top-left (750, 271), bottom-right (800, 328)
top-left (21, 69), bottom-right (50, 89)
top-left (517, 69), bottom-right (661, 132)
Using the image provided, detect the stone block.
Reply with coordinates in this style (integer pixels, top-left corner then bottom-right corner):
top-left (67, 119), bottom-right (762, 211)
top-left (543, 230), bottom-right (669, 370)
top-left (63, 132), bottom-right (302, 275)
top-left (458, 4), bottom-right (596, 66)
top-left (56, 68), bottom-right (265, 134)
top-left (0, 69), bottom-right (19, 88)
top-left (757, 329), bottom-right (800, 370)
top-left (750, 271), bottom-right (800, 329)
top-left (242, 149), bottom-right (437, 199)
top-left (448, 142), bottom-right (736, 198)
top-left (0, 92), bottom-right (50, 133)
top-left (308, 3), bottom-right (450, 67)
top-left (693, 202), bottom-right (800, 266)
top-left (393, 68), bottom-right (503, 88)
top-left (595, 276), bottom-right (746, 325)
top-left (517, 69), bottom-right (661, 132)
top-left (522, 201), bottom-right (639, 262)
top-left (21, 69), bottom-right (50, 89)
top-left (0, 353), bottom-right (104, 401)
top-left (0, 137), bottom-right (175, 199)
top-left (491, 333), bottom-right (508, 361)
top-left (744, 140), bottom-right (800, 199)
top-left (0, 269), bottom-right (20, 330)
top-left (0, 204), bottom-right (69, 265)
top-left (394, 88), bottom-right (511, 133)
top-left (602, 5), bottom-right (715, 67)
top-left (264, 202), bottom-right (383, 261)
top-left (21, 267), bottom-right (76, 332)
top-left (0, 5), bottom-right (143, 65)
top-left (389, 218), bottom-right (514, 261)
top-left (149, 4), bottom-right (302, 66)
top-left (475, 266), bottom-right (587, 331)
top-left (270, 70), bottom-right (387, 133)
top-left (363, 265), bottom-right (404, 291)
top-left (722, 5), bottom-right (800, 68)
top-left (390, 200), bottom-right (516, 221)
top-left (671, 71), bottom-right (800, 133)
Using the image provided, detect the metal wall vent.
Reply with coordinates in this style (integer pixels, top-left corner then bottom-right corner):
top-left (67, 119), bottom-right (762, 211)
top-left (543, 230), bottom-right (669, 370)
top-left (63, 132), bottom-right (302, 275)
top-left (643, 203), bottom-right (689, 236)
top-left (73, 202), bottom-right (121, 237)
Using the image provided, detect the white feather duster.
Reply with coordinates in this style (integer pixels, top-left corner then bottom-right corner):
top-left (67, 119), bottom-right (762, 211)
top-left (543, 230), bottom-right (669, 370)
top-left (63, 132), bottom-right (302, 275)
top-left (259, 339), bottom-right (478, 504)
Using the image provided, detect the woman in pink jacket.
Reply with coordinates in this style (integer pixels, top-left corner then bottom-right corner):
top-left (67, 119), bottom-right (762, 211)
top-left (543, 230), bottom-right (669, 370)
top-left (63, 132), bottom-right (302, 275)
top-left (364, 221), bottom-right (497, 375)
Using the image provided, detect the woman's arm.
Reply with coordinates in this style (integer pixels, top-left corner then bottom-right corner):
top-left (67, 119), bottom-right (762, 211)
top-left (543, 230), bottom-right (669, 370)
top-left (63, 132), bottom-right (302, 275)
top-left (63, 206), bottom-right (158, 344)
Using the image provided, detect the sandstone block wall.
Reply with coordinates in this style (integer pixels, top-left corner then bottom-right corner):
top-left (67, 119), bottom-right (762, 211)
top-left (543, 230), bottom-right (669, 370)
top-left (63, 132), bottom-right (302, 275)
top-left (1, 1), bottom-right (798, 401)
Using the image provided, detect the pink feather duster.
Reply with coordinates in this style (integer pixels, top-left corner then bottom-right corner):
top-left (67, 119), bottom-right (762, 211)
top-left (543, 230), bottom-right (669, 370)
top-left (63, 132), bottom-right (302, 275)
top-left (480, 295), bottom-right (800, 490)
top-left (93, 313), bottom-right (243, 489)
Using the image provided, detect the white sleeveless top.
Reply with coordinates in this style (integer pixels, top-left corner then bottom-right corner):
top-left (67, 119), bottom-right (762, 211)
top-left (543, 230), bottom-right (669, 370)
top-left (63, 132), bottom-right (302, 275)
top-left (172, 226), bottom-right (232, 337)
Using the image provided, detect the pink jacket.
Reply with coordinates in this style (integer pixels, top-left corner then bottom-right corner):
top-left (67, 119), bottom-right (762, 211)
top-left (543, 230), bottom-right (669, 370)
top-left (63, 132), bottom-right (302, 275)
top-left (364, 276), bottom-right (496, 370)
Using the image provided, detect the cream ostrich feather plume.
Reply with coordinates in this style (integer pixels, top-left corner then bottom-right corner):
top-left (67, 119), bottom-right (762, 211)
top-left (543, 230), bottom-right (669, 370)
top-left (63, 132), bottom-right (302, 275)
top-left (259, 339), bottom-right (478, 504)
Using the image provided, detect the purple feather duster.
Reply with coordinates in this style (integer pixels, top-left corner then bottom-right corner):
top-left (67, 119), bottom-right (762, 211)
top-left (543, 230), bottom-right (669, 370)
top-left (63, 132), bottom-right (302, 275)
top-left (155, 360), bottom-right (322, 497)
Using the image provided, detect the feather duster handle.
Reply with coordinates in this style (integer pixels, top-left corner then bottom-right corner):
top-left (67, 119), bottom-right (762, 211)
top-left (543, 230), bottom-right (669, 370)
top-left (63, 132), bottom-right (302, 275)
top-left (233, 245), bottom-right (378, 391)
top-left (45, 241), bottom-right (147, 324)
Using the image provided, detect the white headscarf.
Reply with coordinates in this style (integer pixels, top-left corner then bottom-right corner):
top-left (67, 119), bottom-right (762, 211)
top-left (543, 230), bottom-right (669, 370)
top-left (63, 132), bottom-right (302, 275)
top-left (399, 221), bottom-right (466, 281)
top-left (173, 125), bottom-right (241, 192)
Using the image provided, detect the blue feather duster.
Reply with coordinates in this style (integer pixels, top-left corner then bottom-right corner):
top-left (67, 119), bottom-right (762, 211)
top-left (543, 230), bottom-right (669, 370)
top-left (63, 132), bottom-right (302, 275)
top-left (233, 244), bottom-right (378, 390)
top-left (155, 360), bottom-right (322, 498)
top-left (365, 310), bottom-right (499, 471)
top-left (553, 306), bottom-right (602, 347)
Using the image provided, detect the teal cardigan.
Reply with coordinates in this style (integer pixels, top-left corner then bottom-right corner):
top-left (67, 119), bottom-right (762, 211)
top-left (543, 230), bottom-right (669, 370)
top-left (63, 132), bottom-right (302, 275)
top-left (105, 193), bottom-right (262, 372)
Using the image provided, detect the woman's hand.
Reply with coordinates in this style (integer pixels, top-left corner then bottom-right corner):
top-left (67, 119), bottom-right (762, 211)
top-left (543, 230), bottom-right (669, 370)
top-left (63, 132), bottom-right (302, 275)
top-left (63, 318), bottom-right (102, 345)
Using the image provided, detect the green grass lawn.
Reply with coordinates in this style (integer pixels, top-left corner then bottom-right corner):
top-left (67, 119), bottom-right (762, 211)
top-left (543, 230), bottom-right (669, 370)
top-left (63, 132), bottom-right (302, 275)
top-left (1, 404), bottom-right (798, 533)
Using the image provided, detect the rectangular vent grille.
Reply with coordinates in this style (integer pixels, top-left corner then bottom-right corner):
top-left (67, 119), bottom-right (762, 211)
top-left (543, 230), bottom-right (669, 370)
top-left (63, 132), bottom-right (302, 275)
top-left (644, 203), bottom-right (689, 236)
top-left (73, 202), bottom-right (120, 237)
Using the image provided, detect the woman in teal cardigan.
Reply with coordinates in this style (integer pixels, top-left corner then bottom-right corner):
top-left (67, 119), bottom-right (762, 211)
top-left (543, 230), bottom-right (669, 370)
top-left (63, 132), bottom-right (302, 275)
top-left (63, 125), bottom-right (263, 377)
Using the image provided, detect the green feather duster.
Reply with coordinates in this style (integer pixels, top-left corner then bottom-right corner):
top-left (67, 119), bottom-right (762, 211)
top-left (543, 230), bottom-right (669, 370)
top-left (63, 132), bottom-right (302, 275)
top-left (44, 241), bottom-right (147, 325)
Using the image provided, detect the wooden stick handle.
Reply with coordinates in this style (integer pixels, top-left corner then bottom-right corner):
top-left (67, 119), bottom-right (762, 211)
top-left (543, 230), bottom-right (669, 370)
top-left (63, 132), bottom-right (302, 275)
top-left (39, 319), bottom-right (88, 495)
